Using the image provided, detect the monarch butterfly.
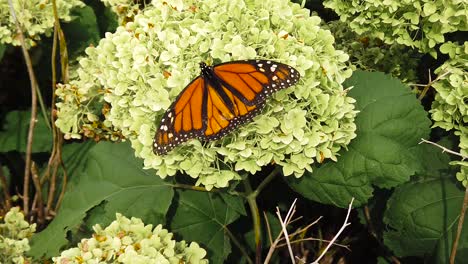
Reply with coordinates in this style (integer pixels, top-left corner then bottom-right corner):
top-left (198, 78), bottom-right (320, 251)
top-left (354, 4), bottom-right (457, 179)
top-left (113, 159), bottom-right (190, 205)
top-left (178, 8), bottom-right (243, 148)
top-left (153, 59), bottom-right (300, 155)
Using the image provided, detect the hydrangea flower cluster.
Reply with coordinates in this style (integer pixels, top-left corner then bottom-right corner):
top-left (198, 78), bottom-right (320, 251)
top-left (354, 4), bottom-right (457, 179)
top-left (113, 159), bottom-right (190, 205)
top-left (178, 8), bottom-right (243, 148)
top-left (53, 214), bottom-right (208, 264)
top-left (55, 0), bottom-right (357, 189)
top-left (0, 0), bottom-right (84, 46)
top-left (326, 21), bottom-right (421, 83)
top-left (323, 0), bottom-right (467, 57)
top-left (430, 41), bottom-right (468, 186)
top-left (100, 0), bottom-right (142, 24)
top-left (0, 207), bottom-right (36, 264)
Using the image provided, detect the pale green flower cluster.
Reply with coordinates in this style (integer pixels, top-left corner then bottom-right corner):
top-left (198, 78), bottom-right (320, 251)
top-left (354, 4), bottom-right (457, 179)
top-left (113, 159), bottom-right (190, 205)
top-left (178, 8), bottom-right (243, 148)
top-left (0, 207), bottom-right (36, 264)
top-left (326, 21), bottom-right (420, 83)
top-left (100, 0), bottom-right (142, 24)
top-left (455, 163), bottom-right (468, 187)
top-left (430, 41), bottom-right (467, 186)
top-left (55, 0), bottom-right (357, 189)
top-left (53, 213), bottom-right (208, 264)
top-left (0, 0), bottom-right (84, 46)
top-left (323, 0), bottom-right (468, 57)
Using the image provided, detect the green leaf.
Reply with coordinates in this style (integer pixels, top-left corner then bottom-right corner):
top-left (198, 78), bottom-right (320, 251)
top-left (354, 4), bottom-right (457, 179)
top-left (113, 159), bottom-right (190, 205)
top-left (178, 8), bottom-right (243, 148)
top-left (383, 176), bottom-right (467, 263)
top-left (170, 191), bottom-right (242, 264)
top-left (61, 141), bottom-right (95, 181)
top-left (0, 110), bottom-right (52, 153)
top-left (383, 142), bottom-right (467, 263)
top-left (62, 6), bottom-right (101, 60)
top-left (408, 139), bottom-right (453, 178)
top-left (286, 71), bottom-right (431, 207)
top-left (29, 142), bottom-right (174, 259)
top-left (219, 192), bottom-right (247, 216)
top-left (48, 141), bottom-right (95, 204)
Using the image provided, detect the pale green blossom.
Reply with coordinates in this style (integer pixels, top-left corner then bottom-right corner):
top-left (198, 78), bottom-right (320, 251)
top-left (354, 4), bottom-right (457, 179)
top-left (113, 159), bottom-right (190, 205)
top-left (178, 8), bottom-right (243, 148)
top-left (53, 214), bottom-right (208, 264)
top-left (0, 207), bottom-right (36, 264)
top-left (55, 0), bottom-right (358, 189)
top-left (0, 0), bottom-right (84, 46)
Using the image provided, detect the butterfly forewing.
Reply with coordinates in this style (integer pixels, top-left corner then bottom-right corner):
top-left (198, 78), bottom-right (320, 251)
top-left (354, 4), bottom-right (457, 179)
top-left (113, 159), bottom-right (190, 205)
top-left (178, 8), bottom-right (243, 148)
top-left (153, 77), bottom-right (206, 155)
top-left (214, 60), bottom-right (300, 104)
top-left (153, 59), bottom-right (300, 155)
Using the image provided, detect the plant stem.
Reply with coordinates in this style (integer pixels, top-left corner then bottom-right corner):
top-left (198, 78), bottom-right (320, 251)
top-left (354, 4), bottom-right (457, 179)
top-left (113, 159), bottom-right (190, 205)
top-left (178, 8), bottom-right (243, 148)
top-left (171, 183), bottom-right (214, 192)
top-left (8, 0), bottom-right (39, 216)
top-left (30, 163), bottom-right (44, 225)
top-left (244, 178), bottom-right (262, 264)
top-left (252, 166), bottom-right (281, 198)
top-left (450, 184), bottom-right (468, 264)
top-left (0, 164), bottom-right (12, 211)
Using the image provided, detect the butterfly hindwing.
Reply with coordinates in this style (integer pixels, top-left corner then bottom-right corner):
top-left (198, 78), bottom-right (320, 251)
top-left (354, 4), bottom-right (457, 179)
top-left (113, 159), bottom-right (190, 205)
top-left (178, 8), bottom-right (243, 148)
top-left (204, 81), bottom-right (265, 139)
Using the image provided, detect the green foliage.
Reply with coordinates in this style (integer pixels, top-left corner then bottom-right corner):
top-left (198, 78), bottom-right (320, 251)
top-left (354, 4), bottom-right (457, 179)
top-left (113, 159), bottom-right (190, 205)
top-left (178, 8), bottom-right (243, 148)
top-left (0, 207), bottom-right (36, 264)
top-left (170, 191), bottom-right (243, 263)
top-left (28, 141), bottom-right (247, 263)
top-left (54, 0), bottom-right (357, 189)
top-left (324, 0), bottom-right (467, 57)
top-left (430, 41), bottom-right (467, 186)
top-left (1, 0), bottom-right (467, 263)
top-left (384, 169), bottom-right (467, 262)
top-left (0, 0), bottom-right (84, 47)
top-left (53, 213), bottom-right (208, 263)
top-left (62, 6), bottom-right (101, 60)
top-left (326, 20), bottom-right (421, 83)
top-left (287, 71), bottom-right (431, 207)
top-left (29, 142), bottom-right (174, 259)
top-left (0, 111), bottom-right (52, 153)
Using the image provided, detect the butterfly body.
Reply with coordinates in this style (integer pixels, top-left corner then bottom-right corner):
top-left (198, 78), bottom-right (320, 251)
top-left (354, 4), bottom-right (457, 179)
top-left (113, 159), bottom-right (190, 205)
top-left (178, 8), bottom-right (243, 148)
top-left (153, 60), bottom-right (300, 155)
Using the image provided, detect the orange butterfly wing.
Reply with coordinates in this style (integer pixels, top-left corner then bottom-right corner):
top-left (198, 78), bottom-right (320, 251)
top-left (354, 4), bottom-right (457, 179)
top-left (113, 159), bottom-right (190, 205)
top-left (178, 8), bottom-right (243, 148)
top-left (153, 76), bottom-right (206, 155)
top-left (153, 60), bottom-right (300, 155)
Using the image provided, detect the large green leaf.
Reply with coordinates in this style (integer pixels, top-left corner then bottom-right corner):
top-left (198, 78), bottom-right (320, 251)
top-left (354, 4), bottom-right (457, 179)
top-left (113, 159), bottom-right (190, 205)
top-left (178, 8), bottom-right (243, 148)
top-left (29, 141), bottom-right (174, 259)
top-left (0, 110), bottom-right (52, 153)
top-left (62, 6), bottom-right (101, 60)
top-left (383, 143), bottom-right (467, 263)
top-left (61, 141), bottom-right (95, 181)
top-left (287, 71), bottom-right (431, 207)
top-left (170, 190), bottom-right (242, 264)
top-left (383, 177), bottom-right (467, 263)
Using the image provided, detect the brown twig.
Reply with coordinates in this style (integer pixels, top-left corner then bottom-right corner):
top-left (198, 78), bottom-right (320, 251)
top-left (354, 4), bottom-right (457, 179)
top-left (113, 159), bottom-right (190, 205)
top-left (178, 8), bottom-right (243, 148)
top-left (7, 0), bottom-right (39, 216)
top-left (264, 202), bottom-right (322, 263)
top-left (450, 184), bottom-right (468, 264)
top-left (264, 201), bottom-right (296, 264)
top-left (264, 211), bottom-right (274, 247)
top-left (277, 237), bottom-right (350, 251)
top-left (419, 138), bottom-right (468, 160)
top-left (37, 0), bottom-right (69, 218)
top-left (276, 199), bottom-right (298, 263)
top-left (46, 162), bottom-right (59, 212)
top-left (30, 162), bottom-right (44, 225)
top-left (264, 200), bottom-right (322, 263)
top-left (411, 69), bottom-right (452, 100)
top-left (312, 198), bottom-right (354, 264)
top-left (54, 159), bottom-right (68, 213)
top-left (0, 164), bottom-right (12, 211)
